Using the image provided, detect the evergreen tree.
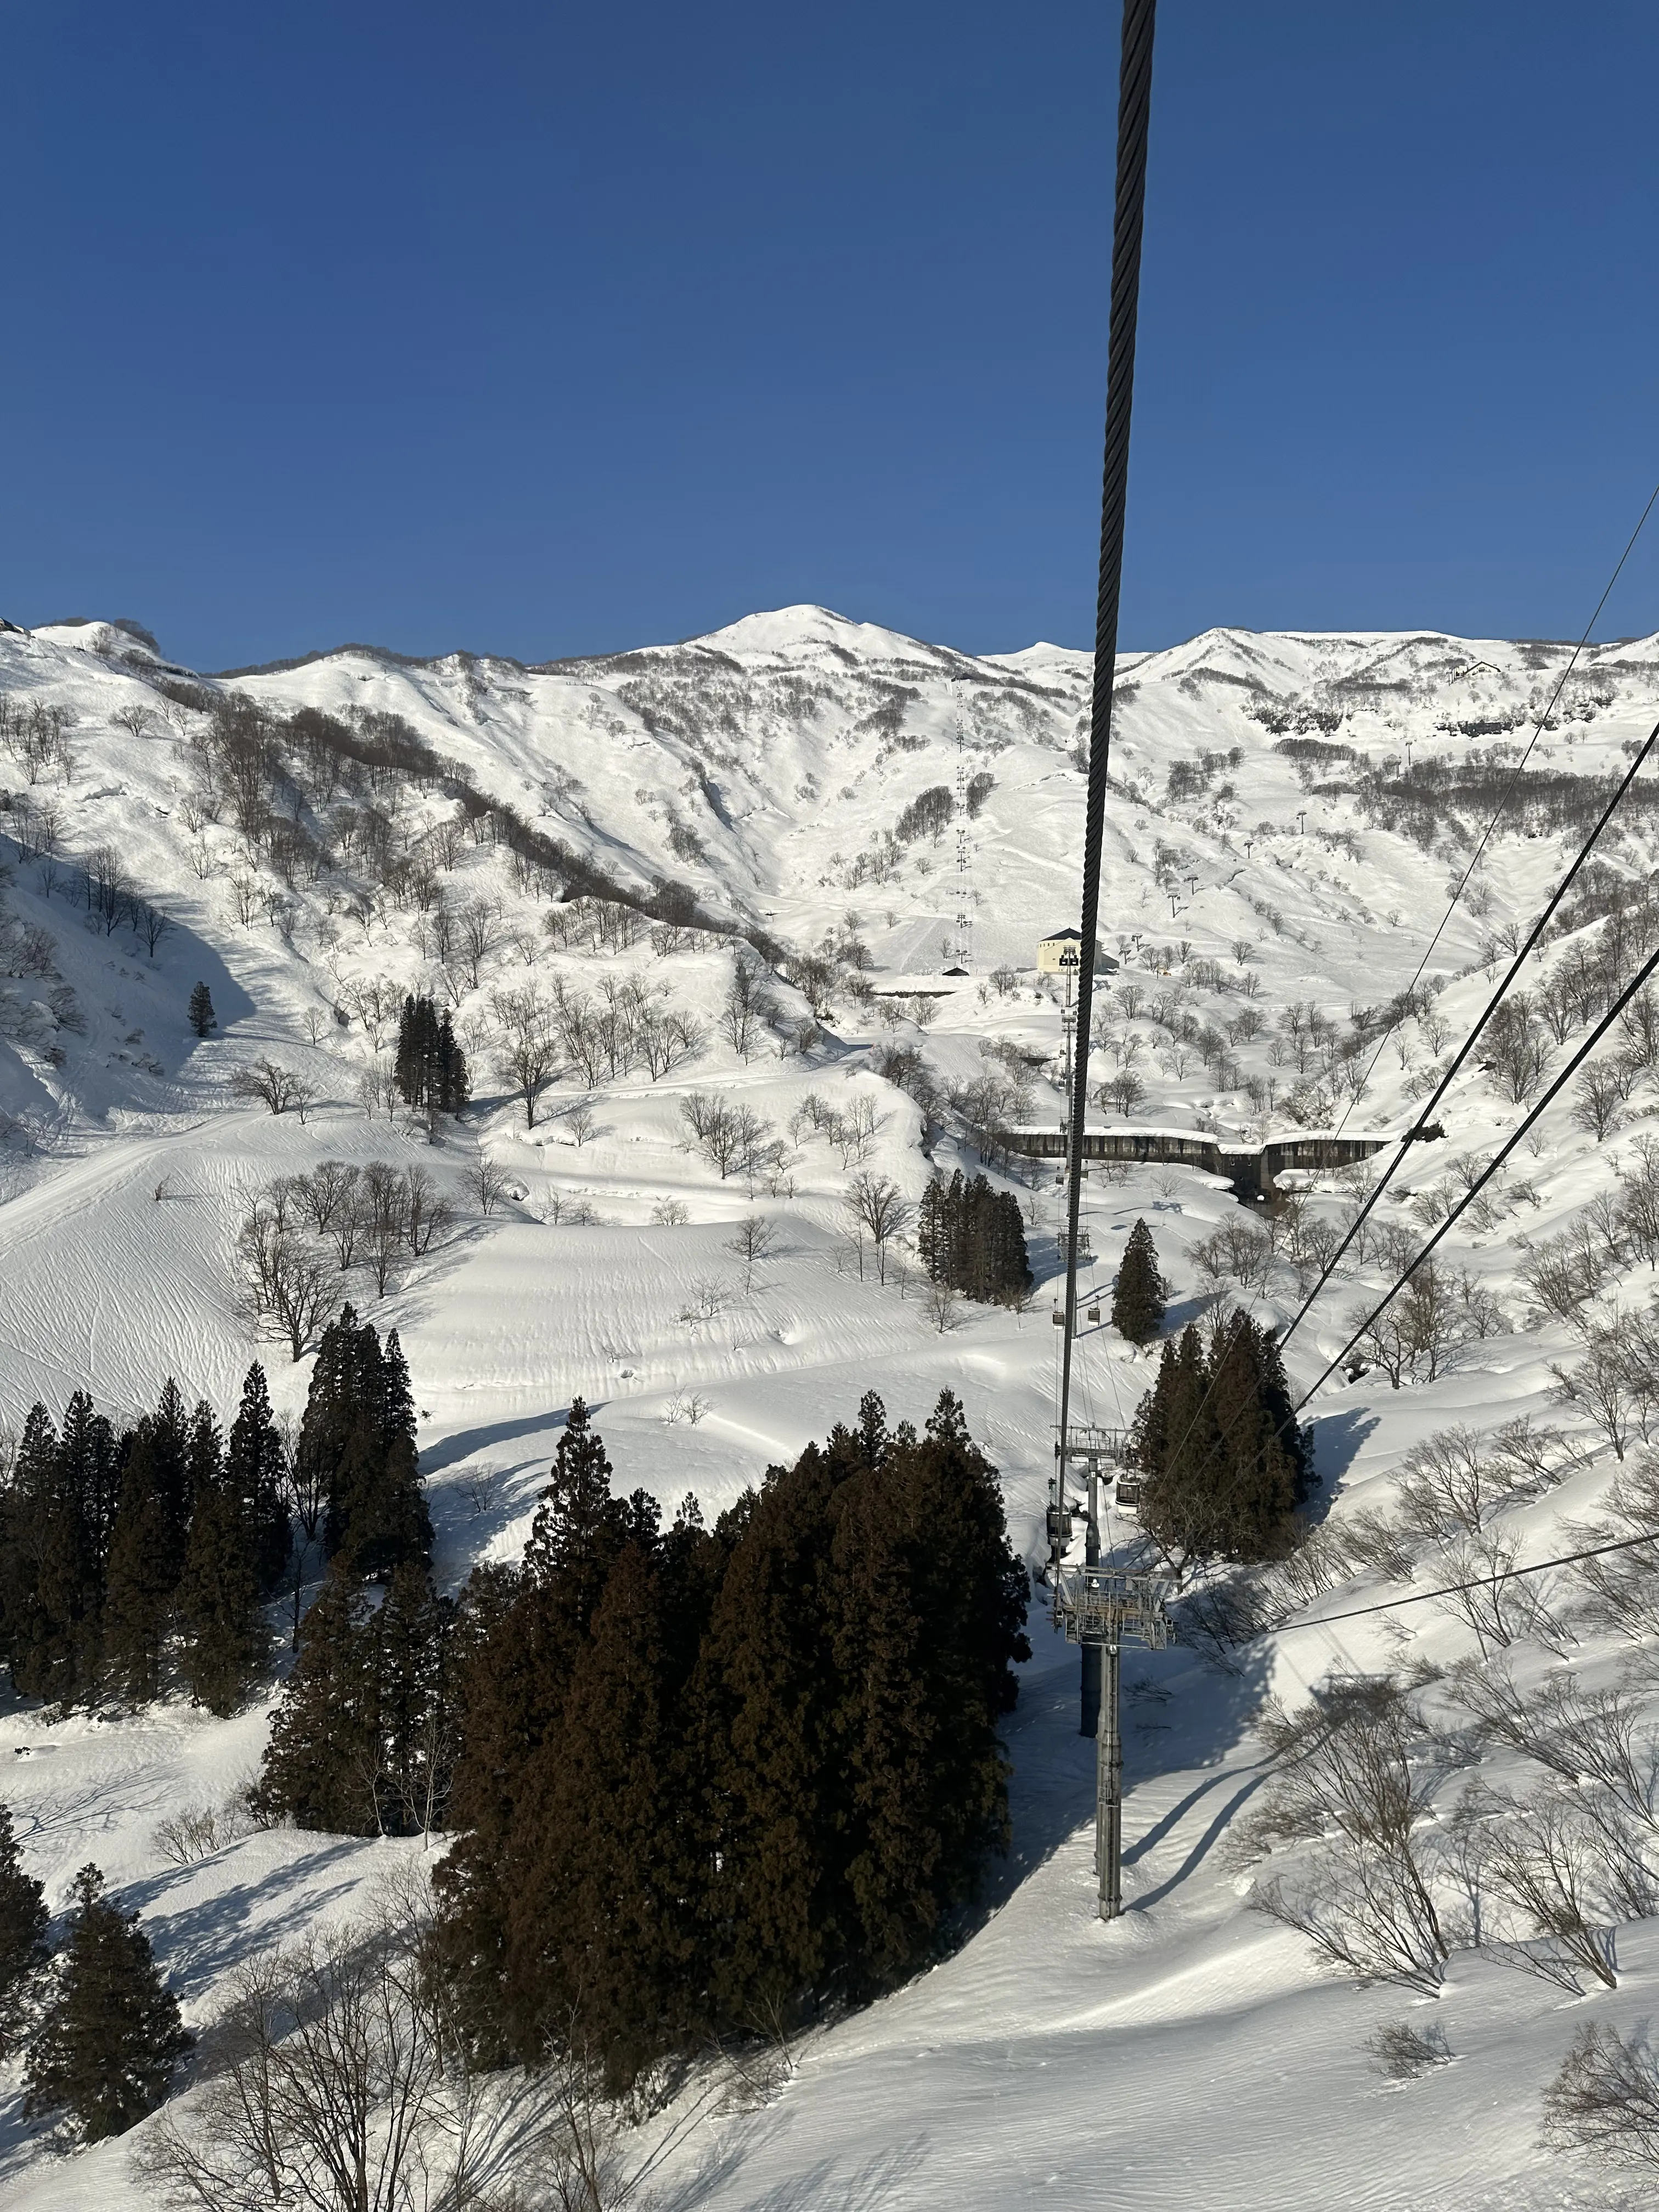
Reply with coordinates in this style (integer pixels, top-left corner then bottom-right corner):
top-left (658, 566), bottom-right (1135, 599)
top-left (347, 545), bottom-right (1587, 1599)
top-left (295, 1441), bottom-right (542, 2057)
top-left (692, 1440), bottom-right (844, 2028)
top-left (253, 1566), bottom-right (381, 1831)
top-left (177, 1456), bottom-right (265, 1717)
top-left (255, 1560), bottom-right (454, 1836)
top-left (436, 1009), bottom-right (470, 1112)
top-left (57, 1391), bottom-right (122, 1577)
top-left (101, 1435), bottom-right (178, 1705)
top-left (302, 1308), bottom-right (431, 1579)
top-left (1132, 1313), bottom-right (1308, 1566)
top-left (0, 1404), bottom-right (103, 1705)
top-left (24, 1865), bottom-right (191, 2142)
top-left (916, 1171), bottom-right (1031, 1305)
top-left (521, 1399), bottom-right (630, 1641)
top-left (432, 1388), bottom-right (1030, 2084)
top-left (187, 981), bottom-right (216, 1039)
top-left (373, 1561), bottom-right (456, 1835)
top-left (0, 1801), bottom-right (48, 2057)
top-left (394, 995), bottom-right (469, 1118)
top-left (499, 1542), bottom-right (701, 2085)
top-left (1111, 1218), bottom-right (1166, 1346)
top-left (225, 1363), bottom-right (292, 1595)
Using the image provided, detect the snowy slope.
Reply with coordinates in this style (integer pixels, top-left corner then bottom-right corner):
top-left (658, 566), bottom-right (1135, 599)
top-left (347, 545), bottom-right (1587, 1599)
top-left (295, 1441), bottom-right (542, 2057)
top-left (1, 607), bottom-right (1658, 2207)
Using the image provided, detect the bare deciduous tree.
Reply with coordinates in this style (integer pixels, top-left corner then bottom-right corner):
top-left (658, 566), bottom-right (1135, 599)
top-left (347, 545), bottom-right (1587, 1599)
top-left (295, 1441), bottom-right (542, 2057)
top-left (492, 984), bottom-right (559, 1127)
top-left (726, 1214), bottom-right (777, 1291)
top-left (1541, 2019), bottom-right (1659, 2169)
top-left (1572, 1061), bottom-right (1627, 1142)
top-left (359, 1163), bottom-right (410, 1296)
top-left (235, 1204), bottom-right (334, 1360)
top-left (844, 1172), bottom-right (911, 1285)
top-left (231, 1058), bottom-right (306, 1116)
top-left (1244, 1678), bottom-right (1452, 1993)
top-left (476, 1155), bottom-right (511, 1216)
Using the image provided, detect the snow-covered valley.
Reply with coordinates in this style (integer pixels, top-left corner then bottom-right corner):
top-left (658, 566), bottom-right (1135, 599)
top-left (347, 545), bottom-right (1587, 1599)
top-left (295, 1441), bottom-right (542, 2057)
top-left (2, 603), bottom-right (1658, 2207)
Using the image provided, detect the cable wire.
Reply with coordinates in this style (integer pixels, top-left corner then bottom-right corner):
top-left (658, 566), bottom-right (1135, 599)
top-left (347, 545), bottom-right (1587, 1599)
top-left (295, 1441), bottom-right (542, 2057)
top-left (1331, 473), bottom-right (1659, 1136)
top-left (1058, 0), bottom-right (1157, 1460)
top-left (1293, 926), bottom-right (1659, 1413)
top-left (1234, 1526), bottom-right (1659, 1643)
top-left (1279, 706), bottom-right (1659, 1351)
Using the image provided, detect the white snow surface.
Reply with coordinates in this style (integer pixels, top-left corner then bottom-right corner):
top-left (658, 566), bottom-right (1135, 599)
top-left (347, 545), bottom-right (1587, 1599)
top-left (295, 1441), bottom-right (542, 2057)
top-left (0, 603), bottom-right (1656, 2205)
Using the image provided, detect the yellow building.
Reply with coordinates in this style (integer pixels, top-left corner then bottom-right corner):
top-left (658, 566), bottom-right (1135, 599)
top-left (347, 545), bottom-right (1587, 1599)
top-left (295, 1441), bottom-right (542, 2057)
top-left (1037, 928), bottom-right (1104, 975)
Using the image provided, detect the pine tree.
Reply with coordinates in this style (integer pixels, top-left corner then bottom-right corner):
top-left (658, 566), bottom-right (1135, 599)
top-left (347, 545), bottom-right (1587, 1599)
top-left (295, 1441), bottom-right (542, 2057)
top-left (25, 1865), bottom-right (191, 2142)
top-left (500, 1541), bottom-right (701, 2084)
top-left (177, 1458), bottom-right (265, 1717)
top-left (225, 1363), bottom-right (292, 1595)
top-left (1132, 1314), bottom-right (1305, 1566)
top-left (187, 981), bottom-right (216, 1039)
top-left (253, 1566), bottom-right (381, 1831)
top-left (0, 1801), bottom-right (48, 2057)
top-left (1111, 1218), bottom-right (1166, 1345)
top-left (57, 1391), bottom-right (121, 1578)
top-left (102, 1434), bottom-right (177, 1706)
top-left (521, 1399), bottom-right (630, 1641)
top-left (0, 1404), bottom-right (104, 1705)
top-left (303, 1308), bottom-right (431, 1580)
top-left (373, 1561), bottom-right (455, 1835)
top-left (436, 1009), bottom-right (470, 1112)
top-left (693, 1441), bottom-right (843, 2027)
top-left (394, 994), bottom-right (425, 1108)
top-left (146, 1378), bottom-right (196, 1575)
top-left (917, 1171), bottom-right (1030, 1305)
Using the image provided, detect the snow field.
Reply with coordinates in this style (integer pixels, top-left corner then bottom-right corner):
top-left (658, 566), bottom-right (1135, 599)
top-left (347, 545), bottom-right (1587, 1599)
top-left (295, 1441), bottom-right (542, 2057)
top-left (1, 608), bottom-right (1658, 2204)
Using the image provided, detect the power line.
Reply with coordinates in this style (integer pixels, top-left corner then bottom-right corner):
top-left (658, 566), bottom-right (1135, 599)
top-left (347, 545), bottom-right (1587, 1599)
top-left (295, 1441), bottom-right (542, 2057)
top-left (1138, 494), bottom-right (1659, 1497)
top-left (1293, 924), bottom-right (1659, 1413)
top-left (1280, 706), bottom-right (1659, 1352)
top-left (1236, 1526), bottom-right (1659, 1643)
top-left (1122, 905), bottom-right (1659, 1576)
top-left (1332, 473), bottom-right (1659, 1137)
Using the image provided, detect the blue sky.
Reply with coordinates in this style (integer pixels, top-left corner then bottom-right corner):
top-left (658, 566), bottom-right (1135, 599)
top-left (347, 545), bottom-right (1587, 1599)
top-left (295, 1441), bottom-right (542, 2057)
top-left (3, 2), bottom-right (1657, 668)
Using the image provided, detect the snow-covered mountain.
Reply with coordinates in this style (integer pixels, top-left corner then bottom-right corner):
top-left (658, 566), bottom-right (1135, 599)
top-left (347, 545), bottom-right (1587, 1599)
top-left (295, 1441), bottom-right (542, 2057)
top-left (2, 603), bottom-right (1658, 2209)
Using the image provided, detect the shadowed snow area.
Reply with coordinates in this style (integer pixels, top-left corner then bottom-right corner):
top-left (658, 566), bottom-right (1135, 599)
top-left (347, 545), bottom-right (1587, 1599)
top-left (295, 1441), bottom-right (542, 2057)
top-left (1, 606), bottom-right (1657, 2207)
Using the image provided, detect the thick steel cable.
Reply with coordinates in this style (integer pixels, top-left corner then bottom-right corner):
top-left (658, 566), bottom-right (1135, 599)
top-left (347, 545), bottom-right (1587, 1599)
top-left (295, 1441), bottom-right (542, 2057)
top-left (1059, 0), bottom-right (1157, 1733)
top-left (1238, 1527), bottom-right (1659, 1641)
top-left (1137, 933), bottom-right (1659, 1570)
top-left (1290, 930), bottom-right (1659, 1412)
top-left (1147, 567), bottom-right (1659, 1492)
top-left (1277, 708), bottom-right (1659, 1351)
top-left (1331, 473), bottom-right (1659, 1137)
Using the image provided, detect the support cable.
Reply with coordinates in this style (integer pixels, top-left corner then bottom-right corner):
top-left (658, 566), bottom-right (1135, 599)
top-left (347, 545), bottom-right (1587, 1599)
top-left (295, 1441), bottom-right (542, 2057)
top-left (1134, 929), bottom-right (1659, 1570)
top-left (1059, 0), bottom-right (1158, 1473)
top-left (1241, 1527), bottom-right (1658, 1641)
top-left (1331, 473), bottom-right (1659, 1137)
top-left (1279, 707), bottom-right (1659, 1350)
top-left (1291, 927), bottom-right (1659, 1414)
top-left (1058, 0), bottom-right (1158, 1737)
top-left (1142, 684), bottom-right (1659, 1501)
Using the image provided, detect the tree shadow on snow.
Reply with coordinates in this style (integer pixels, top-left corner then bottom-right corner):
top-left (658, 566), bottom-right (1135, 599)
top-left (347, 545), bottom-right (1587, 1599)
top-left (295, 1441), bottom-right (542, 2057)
top-left (420, 1406), bottom-right (569, 1477)
top-left (1305, 1404), bottom-right (1380, 1515)
top-left (121, 1839), bottom-right (365, 1996)
top-left (658, 2127), bottom-right (930, 2212)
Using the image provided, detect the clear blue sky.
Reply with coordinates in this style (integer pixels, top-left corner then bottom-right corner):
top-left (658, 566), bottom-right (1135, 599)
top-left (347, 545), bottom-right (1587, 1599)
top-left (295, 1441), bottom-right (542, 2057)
top-left (4, 2), bottom-right (1657, 670)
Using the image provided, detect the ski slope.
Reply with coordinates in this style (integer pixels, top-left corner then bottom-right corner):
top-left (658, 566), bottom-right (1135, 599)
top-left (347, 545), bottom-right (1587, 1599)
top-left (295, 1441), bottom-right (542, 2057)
top-left (1, 606), bottom-right (1657, 2207)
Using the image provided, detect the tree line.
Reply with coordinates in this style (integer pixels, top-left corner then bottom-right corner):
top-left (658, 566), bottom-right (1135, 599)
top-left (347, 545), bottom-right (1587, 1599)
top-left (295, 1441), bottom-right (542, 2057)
top-left (0, 1307), bottom-right (430, 1718)
top-left (256, 1391), bottom-right (1030, 2087)
top-left (916, 1169), bottom-right (1031, 1306)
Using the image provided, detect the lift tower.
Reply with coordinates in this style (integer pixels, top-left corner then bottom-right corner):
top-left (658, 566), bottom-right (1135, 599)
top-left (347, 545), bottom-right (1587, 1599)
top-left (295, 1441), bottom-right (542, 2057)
top-left (1056, 1565), bottom-right (1173, 1918)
